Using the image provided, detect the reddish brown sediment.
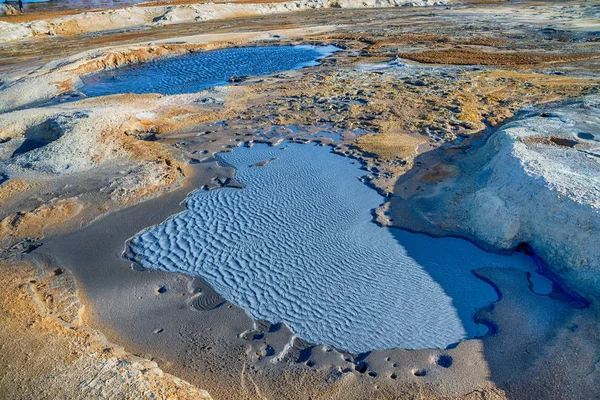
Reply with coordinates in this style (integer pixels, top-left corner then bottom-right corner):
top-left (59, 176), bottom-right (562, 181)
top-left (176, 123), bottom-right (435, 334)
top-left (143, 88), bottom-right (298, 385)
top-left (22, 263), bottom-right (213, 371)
top-left (396, 49), bottom-right (600, 67)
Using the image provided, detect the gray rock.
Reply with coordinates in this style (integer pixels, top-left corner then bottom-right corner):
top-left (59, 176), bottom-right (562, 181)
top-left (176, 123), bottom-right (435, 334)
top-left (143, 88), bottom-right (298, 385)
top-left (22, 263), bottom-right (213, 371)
top-left (393, 96), bottom-right (600, 298)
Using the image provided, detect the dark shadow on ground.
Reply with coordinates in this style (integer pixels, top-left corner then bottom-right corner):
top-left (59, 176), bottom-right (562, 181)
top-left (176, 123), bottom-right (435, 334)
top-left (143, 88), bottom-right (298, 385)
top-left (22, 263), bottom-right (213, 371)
top-left (386, 131), bottom-right (595, 399)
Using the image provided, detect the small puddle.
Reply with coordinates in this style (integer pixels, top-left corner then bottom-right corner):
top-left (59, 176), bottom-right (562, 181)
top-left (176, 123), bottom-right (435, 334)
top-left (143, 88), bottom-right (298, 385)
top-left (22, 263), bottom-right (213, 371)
top-left (126, 142), bottom-right (553, 353)
top-left (305, 131), bottom-right (343, 141)
top-left (256, 125), bottom-right (345, 141)
top-left (81, 45), bottom-right (339, 97)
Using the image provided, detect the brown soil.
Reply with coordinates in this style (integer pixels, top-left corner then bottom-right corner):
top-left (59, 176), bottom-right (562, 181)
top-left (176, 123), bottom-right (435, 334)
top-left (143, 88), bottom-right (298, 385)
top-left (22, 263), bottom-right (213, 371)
top-left (0, 198), bottom-right (83, 240)
top-left (0, 179), bottom-right (33, 202)
top-left (397, 49), bottom-right (600, 67)
top-left (522, 135), bottom-right (580, 148)
top-left (356, 132), bottom-right (425, 161)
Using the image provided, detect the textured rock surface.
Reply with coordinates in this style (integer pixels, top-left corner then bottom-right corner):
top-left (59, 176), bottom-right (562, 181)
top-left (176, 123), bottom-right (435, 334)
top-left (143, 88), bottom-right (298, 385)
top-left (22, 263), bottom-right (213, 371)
top-left (0, 257), bottom-right (212, 399)
top-left (392, 96), bottom-right (600, 298)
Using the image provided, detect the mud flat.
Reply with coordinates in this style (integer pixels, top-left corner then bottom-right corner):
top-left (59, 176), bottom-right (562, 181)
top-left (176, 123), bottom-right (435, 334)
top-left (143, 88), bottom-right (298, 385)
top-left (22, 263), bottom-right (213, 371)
top-left (35, 139), bottom-right (589, 399)
top-left (1, 0), bottom-right (600, 398)
top-left (126, 141), bottom-right (555, 352)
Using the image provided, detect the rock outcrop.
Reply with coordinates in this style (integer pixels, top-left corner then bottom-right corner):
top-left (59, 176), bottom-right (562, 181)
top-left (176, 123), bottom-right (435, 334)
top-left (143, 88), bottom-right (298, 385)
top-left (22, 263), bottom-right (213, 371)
top-left (391, 96), bottom-right (600, 298)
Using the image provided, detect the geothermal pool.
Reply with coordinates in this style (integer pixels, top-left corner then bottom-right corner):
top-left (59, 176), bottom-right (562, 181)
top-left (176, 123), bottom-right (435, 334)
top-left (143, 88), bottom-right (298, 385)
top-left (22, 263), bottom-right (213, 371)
top-left (81, 45), bottom-right (338, 97)
top-left (127, 142), bottom-right (552, 353)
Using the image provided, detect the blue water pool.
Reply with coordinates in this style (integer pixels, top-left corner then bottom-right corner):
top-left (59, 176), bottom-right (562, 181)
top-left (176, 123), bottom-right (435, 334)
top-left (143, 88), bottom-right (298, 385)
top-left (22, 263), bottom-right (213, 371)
top-left (81, 45), bottom-right (339, 97)
top-left (127, 142), bottom-right (552, 353)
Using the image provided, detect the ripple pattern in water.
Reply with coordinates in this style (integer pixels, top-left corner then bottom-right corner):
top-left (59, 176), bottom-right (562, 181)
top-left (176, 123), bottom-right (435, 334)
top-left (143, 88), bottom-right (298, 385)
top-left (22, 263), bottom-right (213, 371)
top-left (128, 142), bottom-right (546, 352)
top-left (81, 45), bottom-right (338, 97)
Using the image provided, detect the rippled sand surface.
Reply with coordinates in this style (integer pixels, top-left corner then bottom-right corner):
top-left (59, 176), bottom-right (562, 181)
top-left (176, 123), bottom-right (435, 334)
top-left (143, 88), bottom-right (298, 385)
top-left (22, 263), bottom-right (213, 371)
top-left (82, 45), bottom-right (338, 97)
top-left (128, 142), bottom-right (548, 352)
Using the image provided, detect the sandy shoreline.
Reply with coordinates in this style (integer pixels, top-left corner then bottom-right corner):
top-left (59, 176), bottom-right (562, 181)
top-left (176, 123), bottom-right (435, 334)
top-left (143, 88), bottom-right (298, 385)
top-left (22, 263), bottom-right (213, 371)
top-left (32, 134), bottom-right (596, 399)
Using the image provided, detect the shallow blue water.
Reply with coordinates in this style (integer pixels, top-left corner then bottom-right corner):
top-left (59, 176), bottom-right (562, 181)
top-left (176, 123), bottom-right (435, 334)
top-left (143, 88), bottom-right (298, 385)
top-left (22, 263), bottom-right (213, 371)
top-left (81, 45), bottom-right (338, 97)
top-left (306, 131), bottom-right (343, 141)
top-left (128, 142), bottom-right (552, 352)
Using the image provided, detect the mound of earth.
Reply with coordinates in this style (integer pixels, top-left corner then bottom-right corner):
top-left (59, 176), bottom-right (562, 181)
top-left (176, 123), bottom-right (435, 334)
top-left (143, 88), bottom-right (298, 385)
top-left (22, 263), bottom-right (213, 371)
top-left (391, 96), bottom-right (600, 298)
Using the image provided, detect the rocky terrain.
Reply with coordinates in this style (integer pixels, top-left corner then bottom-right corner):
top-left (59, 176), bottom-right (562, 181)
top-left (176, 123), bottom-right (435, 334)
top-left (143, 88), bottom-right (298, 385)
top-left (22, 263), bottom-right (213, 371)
top-left (0, 256), bottom-right (212, 399)
top-left (389, 97), bottom-right (600, 299)
top-left (0, 0), bottom-right (599, 399)
top-left (0, 0), bottom-right (446, 42)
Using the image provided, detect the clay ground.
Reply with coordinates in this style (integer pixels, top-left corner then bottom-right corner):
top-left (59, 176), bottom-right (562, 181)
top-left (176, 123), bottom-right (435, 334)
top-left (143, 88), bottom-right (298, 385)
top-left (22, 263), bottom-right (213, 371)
top-left (0, 0), bottom-right (599, 399)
